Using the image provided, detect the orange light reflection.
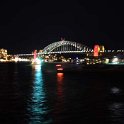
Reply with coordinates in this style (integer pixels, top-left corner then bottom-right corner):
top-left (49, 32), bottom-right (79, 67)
top-left (54, 72), bottom-right (64, 118)
top-left (56, 64), bottom-right (62, 67)
top-left (57, 73), bottom-right (64, 83)
top-left (57, 68), bottom-right (63, 71)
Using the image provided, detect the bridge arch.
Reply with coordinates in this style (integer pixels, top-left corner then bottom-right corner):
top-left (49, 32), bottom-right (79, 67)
top-left (42, 40), bottom-right (92, 54)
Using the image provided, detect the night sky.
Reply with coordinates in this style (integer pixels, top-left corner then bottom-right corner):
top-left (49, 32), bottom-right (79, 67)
top-left (0, 0), bottom-right (124, 54)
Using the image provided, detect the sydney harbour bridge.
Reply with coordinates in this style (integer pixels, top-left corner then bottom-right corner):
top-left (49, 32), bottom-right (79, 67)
top-left (15, 40), bottom-right (124, 58)
top-left (16, 40), bottom-right (93, 56)
top-left (17, 40), bottom-right (93, 56)
top-left (42, 40), bottom-right (93, 54)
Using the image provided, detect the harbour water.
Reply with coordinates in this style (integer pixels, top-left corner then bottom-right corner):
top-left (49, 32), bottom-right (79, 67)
top-left (0, 62), bottom-right (124, 124)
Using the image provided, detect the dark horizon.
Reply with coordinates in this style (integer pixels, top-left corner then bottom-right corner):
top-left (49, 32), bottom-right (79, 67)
top-left (0, 0), bottom-right (124, 54)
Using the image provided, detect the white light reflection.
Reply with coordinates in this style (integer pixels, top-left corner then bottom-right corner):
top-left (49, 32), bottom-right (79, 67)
top-left (111, 87), bottom-right (120, 94)
top-left (109, 103), bottom-right (124, 119)
top-left (29, 65), bottom-right (50, 124)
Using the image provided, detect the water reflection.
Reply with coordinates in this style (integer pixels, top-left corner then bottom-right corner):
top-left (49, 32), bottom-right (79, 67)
top-left (109, 102), bottom-right (124, 124)
top-left (29, 65), bottom-right (47, 124)
top-left (53, 73), bottom-right (65, 123)
top-left (57, 73), bottom-right (64, 97)
top-left (111, 87), bottom-right (120, 94)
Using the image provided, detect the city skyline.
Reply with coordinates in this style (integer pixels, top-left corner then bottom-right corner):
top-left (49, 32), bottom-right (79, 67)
top-left (0, 0), bottom-right (124, 54)
top-left (1, 40), bottom-right (124, 57)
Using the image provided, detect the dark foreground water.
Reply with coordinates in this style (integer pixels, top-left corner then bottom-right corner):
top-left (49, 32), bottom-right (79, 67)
top-left (0, 62), bottom-right (124, 124)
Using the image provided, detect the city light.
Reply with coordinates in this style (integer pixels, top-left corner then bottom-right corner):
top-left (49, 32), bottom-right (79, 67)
top-left (112, 57), bottom-right (119, 64)
top-left (1, 41), bottom-right (124, 64)
top-left (32, 58), bottom-right (43, 65)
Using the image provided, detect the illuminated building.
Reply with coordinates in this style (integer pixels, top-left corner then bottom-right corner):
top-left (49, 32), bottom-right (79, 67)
top-left (99, 45), bottom-right (105, 56)
top-left (39, 50), bottom-right (43, 52)
top-left (0, 48), bottom-right (8, 60)
top-left (99, 45), bottom-right (105, 53)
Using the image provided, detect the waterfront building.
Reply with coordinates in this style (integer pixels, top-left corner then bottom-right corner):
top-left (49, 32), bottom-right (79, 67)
top-left (0, 48), bottom-right (7, 60)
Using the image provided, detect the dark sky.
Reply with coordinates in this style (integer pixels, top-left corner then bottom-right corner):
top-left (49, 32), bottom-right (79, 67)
top-left (0, 0), bottom-right (124, 54)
